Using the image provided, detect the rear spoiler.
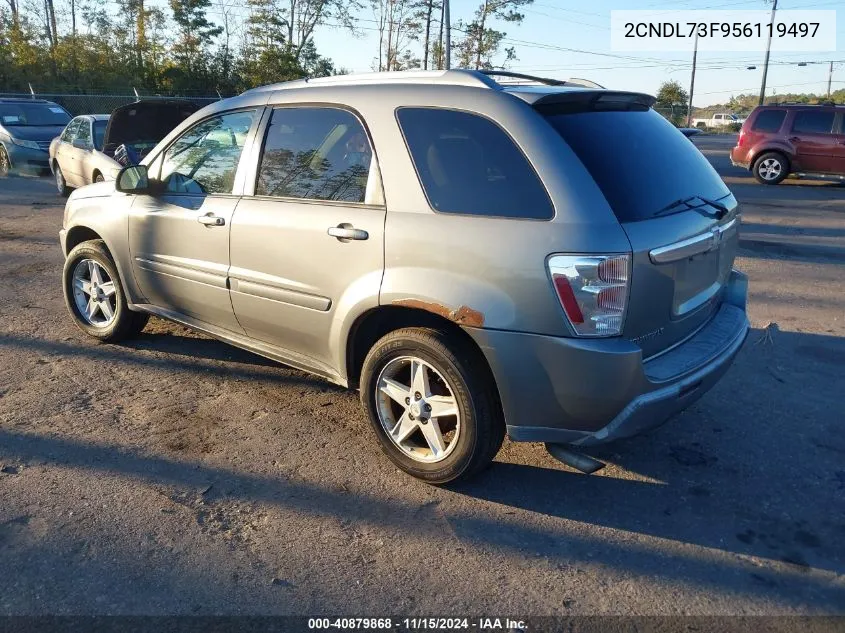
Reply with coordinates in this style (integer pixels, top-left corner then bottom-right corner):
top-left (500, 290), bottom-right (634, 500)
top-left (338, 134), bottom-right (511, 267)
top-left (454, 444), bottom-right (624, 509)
top-left (531, 91), bottom-right (656, 115)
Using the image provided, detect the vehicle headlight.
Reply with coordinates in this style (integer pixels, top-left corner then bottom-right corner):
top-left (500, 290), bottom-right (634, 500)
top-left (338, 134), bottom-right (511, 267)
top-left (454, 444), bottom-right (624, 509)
top-left (11, 137), bottom-right (41, 150)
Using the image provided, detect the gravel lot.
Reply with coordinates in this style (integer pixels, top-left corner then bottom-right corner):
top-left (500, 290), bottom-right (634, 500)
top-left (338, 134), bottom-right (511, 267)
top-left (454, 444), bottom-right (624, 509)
top-left (1, 135), bottom-right (844, 616)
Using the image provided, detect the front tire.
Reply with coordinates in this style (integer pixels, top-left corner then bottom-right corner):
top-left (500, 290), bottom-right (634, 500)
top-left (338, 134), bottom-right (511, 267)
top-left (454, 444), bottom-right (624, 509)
top-left (360, 327), bottom-right (504, 484)
top-left (753, 152), bottom-right (789, 185)
top-left (0, 147), bottom-right (10, 177)
top-left (55, 163), bottom-right (71, 196)
top-left (94, 172), bottom-right (104, 183)
top-left (62, 240), bottom-right (149, 342)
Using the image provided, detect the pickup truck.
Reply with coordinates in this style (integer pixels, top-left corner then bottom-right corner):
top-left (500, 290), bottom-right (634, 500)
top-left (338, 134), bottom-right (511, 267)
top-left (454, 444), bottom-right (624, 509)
top-left (691, 113), bottom-right (746, 128)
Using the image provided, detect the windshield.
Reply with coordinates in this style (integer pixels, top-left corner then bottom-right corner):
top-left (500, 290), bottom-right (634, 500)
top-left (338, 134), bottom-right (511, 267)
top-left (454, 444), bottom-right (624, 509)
top-left (93, 120), bottom-right (108, 150)
top-left (0, 103), bottom-right (71, 126)
top-left (543, 108), bottom-right (729, 222)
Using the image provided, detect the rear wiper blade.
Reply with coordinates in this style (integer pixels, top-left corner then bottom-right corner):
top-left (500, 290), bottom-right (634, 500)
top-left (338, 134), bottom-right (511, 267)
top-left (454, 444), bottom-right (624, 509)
top-left (653, 198), bottom-right (692, 218)
top-left (695, 196), bottom-right (730, 220)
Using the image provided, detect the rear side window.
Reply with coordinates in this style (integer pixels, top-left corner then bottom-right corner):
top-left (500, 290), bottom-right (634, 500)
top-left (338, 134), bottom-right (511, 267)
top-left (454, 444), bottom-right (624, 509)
top-left (396, 108), bottom-right (553, 219)
top-left (791, 110), bottom-right (835, 134)
top-left (544, 108), bottom-right (728, 223)
top-left (752, 109), bottom-right (786, 132)
top-left (76, 120), bottom-right (93, 147)
top-left (256, 107), bottom-right (373, 204)
top-left (93, 120), bottom-right (107, 150)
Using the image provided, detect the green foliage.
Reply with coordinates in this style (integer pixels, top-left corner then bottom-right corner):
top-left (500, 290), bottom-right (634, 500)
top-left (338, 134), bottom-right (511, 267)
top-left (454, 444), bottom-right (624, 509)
top-left (0, 0), bottom-right (347, 94)
top-left (456, 0), bottom-right (532, 70)
top-left (655, 80), bottom-right (689, 107)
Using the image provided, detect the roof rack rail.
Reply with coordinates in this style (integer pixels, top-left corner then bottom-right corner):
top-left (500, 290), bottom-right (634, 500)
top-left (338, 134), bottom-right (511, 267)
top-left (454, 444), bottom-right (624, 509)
top-left (242, 69), bottom-right (500, 95)
top-left (478, 70), bottom-right (605, 89)
top-left (477, 70), bottom-right (565, 86)
top-left (771, 100), bottom-right (839, 106)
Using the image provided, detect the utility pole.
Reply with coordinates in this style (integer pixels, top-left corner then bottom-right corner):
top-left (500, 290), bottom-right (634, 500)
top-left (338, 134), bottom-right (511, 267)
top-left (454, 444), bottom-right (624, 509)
top-left (828, 60), bottom-right (834, 99)
top-left (759, 0), bottom-right (778, 105)
top-left (686, 33), bottom-right (698, 127)
top-left (444, 0), bottom-right (451, 69)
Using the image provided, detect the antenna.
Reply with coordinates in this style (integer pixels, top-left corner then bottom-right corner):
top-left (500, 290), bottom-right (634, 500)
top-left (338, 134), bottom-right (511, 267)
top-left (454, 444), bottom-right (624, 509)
top-left (28, 83), bottom-right (35, 99)
top-left (133, 87), bottom-right (140, 101)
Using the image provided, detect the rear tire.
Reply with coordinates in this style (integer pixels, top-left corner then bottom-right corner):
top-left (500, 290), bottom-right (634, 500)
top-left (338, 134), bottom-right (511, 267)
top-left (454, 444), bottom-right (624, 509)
top-left (753, 151), bottom-right (789, 185)
top-left (94, 172), bottom-right (104, 183)
top-left (55, 163), bottom-right (71, 196)
top-left (63, 239), bottom-right (149, 342)
top-left (360, 327), bottom-right (504, 484)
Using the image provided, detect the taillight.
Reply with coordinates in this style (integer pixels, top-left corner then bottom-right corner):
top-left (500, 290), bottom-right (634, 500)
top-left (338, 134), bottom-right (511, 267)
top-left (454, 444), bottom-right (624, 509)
top-left (548, 254), bottom-right (631, 337)
top-left (738, 128), bottom-right (746, 147)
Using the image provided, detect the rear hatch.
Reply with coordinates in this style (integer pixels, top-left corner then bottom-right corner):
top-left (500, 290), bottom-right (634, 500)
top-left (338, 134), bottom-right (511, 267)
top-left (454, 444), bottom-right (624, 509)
top-left (535, 92), bottom-right (739, 358)
top-left (103, 100), bottom-right (199, 158)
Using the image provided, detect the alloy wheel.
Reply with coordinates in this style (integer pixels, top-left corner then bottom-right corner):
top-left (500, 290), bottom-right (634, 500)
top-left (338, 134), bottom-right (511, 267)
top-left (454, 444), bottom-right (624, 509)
top-left (56, 167), bottom-right (66, 193)
top-left (0, 149), bottom-right (9, 177)
top-left (758, 157), bottom-right (782, 181)
top-left (375, 356), bottom-right (461, 463)
top-left (71, 259), bottom-right (118, 328)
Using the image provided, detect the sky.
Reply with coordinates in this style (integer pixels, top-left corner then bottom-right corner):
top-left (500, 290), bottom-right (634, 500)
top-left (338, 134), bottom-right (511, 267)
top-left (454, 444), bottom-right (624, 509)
top-left (307, 0), bottom-right (844, 107)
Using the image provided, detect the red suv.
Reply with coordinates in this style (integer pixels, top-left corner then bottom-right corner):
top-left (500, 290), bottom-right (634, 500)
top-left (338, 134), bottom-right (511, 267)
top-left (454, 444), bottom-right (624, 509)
top-left (730, 104), bottom-right (845, 185)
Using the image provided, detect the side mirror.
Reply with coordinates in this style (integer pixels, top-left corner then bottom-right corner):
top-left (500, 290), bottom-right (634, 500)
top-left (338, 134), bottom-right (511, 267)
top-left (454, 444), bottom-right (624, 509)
top-left (116, 164), bottom-right (150, 194)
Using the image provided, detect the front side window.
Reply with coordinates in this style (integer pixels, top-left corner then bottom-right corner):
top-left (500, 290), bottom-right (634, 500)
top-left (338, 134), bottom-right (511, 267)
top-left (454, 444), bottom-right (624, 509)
top-left (256, 107), bottom-right (374, 204)
top-left (397, 108), bottom-right (553, 219)
top-left (160, 109), bottom-right (257, 195)
top-left (791, 110), bottom-right (835, 134)
top-left (752, 109), bottom-right (786, 132)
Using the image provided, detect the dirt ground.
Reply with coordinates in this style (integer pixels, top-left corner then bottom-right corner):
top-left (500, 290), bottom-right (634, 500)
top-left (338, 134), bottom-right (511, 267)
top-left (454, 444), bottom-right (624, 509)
top-left (1, 141), bottom-right (844, 616)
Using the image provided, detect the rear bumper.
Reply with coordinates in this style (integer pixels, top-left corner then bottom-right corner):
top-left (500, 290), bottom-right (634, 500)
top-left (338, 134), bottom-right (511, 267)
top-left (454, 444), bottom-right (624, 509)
top-left (467, 270), bottom-right (749, 445)
top-left (729, 148), bottom-right (749, 170)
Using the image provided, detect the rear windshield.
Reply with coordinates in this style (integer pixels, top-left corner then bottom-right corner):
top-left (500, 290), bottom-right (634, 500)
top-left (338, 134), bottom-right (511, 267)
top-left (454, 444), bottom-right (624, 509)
top-left (543, 108), bottom-right (729, 222)
top-left (752, 109), bottom-right (786, 132)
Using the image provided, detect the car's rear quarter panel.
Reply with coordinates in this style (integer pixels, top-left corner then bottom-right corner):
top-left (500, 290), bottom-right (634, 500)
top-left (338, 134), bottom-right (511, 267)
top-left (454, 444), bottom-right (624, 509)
top-left (337, 84), bottom-right (632, 337)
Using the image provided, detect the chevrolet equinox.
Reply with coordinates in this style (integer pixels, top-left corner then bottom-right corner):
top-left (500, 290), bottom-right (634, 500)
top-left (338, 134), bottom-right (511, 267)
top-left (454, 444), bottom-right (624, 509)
top-left (60, 70), bottom-right (750, 483)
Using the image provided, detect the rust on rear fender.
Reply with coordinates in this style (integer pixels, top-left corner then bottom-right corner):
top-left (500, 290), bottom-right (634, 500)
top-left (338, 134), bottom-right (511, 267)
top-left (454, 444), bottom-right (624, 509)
top-left (392, 299), bottom-right (485, 328)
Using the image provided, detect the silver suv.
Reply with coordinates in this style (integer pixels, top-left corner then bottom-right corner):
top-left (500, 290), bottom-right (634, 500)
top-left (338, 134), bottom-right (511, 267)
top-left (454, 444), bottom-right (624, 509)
top-left (59, 70), bottom-right (749, 483)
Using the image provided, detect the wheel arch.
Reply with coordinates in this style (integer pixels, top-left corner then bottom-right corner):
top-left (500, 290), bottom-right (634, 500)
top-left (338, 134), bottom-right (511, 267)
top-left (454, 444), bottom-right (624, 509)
top-left (62, 219), bottom-right (145, 306)
top-left (64, 225), bottom-right (105, 257)
top-left (749, 145), bottom-right (793, 170)
top-left (345, 306), bottom-right (499, 398)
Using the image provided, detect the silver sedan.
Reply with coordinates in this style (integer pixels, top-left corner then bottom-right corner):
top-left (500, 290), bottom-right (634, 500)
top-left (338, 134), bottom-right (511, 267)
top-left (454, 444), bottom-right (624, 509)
top-left (49, 114), bottom-right (119, 196)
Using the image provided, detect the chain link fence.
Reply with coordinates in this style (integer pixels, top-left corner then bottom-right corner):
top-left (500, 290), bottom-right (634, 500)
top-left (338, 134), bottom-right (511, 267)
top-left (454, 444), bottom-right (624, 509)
top-left (653, 105), bottom-right (691, 126)
top-left (0, 93), bottom-right (224, 116)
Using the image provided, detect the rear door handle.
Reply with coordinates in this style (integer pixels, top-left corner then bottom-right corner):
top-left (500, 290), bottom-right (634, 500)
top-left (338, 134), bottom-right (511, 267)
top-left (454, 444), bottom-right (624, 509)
top-left (327, 225), bottom-right (368, 241)
top-left (197, 214), bottom-right (225, 227)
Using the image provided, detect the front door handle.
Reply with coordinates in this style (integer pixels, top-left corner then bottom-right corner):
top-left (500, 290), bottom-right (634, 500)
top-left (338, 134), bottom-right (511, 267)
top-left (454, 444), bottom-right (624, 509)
top-left (327, 224), bottom-right (368, 241)
top-left (789, 136), bottom-right (801, 143)
top-left (197, 214), bottom-right (225, 227)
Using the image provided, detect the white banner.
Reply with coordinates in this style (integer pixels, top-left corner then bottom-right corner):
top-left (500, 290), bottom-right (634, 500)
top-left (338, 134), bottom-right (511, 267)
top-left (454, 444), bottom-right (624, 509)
top-left (610, 10), bottom-right (837, 52)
